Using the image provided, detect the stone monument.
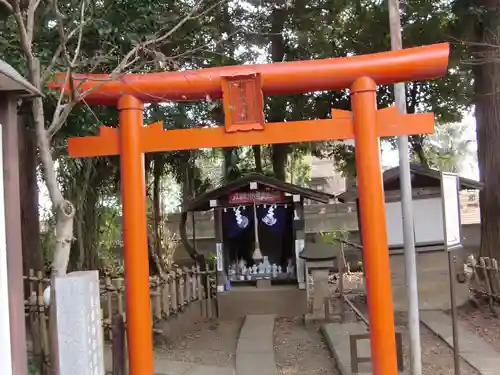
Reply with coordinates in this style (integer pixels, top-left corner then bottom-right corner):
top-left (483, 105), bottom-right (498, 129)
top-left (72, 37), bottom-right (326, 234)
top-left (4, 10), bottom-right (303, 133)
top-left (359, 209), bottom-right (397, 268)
top-left (300, 242), bottom-right (339, 322)
top-left (51, 271), bottom-right (104, 375)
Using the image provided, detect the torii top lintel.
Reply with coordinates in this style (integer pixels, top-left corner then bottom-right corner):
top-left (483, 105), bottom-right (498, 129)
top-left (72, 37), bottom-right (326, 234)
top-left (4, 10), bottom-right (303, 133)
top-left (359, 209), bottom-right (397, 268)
top-left (49, 43), bottom-right (449, 105)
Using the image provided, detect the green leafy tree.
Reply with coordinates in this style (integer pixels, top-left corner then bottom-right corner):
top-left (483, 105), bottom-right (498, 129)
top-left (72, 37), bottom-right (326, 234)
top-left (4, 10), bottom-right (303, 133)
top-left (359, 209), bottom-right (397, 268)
top-left (0, 0), bottom-right (238, 276)
top-left (425, 122), bottom-right (477, 173)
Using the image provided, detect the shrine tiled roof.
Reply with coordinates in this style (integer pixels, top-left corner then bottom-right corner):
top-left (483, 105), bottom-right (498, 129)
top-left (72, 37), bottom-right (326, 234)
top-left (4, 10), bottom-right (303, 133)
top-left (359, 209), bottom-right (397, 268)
top-left (337, 164), bottom-right (483, 204)
top-left (184, 173), bottom-right (335, 212)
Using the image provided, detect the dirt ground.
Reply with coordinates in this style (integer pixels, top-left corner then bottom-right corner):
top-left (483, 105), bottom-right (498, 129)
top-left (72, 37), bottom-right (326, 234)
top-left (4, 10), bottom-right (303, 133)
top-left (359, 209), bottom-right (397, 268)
top-left (156, 318), bottom-right (243, 367)
top-left (152, 291), bottom-right (496, 375)
top-left (457, 301), bottom-right (500, 353)
top-left (395, 313), bottom-right (480, 375)
top-left (155, 316), bottom-right (339, 373)
top-left (349, 296), bottom-right (480, 375)
top-left (274, 317), bottom-right (339, 375)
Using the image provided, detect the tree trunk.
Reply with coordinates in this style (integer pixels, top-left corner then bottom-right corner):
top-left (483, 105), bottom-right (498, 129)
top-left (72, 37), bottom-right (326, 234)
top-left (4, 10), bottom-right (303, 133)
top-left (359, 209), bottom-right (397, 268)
top-left (470, 1), bottom-right (500, 258)
top-left (223, 148), bottom-right (236, 181)
top-left (410, 135), bottom-right (430, 167)
top-left (406, 83), bottom-right (430, 167)
top-left (31, 59), bottom-right (75, 277)
top-left (252, 145), bottom-right (263, 173)
top-left (152, 155), bottom-right (164, 261)
top-left (18, 120), bottom-right (43, 272)
top-left (272, 144), bottom-right (288, 181)
top-left (269, 5), bottom-right (288, 180)
top-left (83, 185), bottom-right (98, 270)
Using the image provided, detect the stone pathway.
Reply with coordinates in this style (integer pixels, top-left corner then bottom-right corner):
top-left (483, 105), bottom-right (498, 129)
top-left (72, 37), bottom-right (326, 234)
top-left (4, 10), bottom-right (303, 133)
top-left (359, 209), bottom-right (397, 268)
top-left (421, 310), bottom-right (500, 375)
top-left (236, 314), bottom-right (278, 375)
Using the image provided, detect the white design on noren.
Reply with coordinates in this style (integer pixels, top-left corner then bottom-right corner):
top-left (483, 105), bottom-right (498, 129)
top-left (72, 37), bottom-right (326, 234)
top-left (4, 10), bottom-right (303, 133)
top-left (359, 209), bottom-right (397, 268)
top-left (234, 206), bottom-right (249, 229)
top-left (262, 204), bottom-right (278, 227)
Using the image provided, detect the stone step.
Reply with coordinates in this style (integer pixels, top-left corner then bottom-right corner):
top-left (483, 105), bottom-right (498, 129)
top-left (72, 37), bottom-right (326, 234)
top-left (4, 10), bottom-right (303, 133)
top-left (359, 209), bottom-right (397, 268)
top-left (321, 322), bottom-right (407, 375)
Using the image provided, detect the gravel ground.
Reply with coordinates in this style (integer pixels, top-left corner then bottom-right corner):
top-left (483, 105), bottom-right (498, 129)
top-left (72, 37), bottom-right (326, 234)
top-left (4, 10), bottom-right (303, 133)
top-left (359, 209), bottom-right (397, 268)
top-left (274, 317), bottom-right (339, 375)
top-left (457, 301), bottom-right (500, 353)
top-left (395, 313), bottom-right (480, 375)
top-left (156, 318), bottom-right (243, 367)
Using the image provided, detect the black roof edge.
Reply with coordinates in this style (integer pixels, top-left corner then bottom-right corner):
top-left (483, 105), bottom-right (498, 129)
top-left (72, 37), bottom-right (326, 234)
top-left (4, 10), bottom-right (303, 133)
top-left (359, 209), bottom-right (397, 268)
top-left (184, 172), bottom-right (335, 211)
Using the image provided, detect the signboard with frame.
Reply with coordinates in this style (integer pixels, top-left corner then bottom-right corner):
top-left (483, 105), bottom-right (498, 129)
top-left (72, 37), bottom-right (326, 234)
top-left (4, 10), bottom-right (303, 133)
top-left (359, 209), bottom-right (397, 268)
top-left (440, 173), bottom-right (463, 375)
top-left (228, 189), bottom-right (284, 204)
top-left (440, 172), bottom-right (462, 249)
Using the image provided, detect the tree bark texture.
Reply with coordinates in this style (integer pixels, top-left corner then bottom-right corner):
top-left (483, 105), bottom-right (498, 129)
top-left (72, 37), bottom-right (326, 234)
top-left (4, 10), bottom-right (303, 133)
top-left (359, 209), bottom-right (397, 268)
top-left (470, 1), bottom-right (500, 258)
top-left (31, 60), bottom-right (75, 277)
top-left (152, 155), bottom-right (164, 261)
top-left (252, 145), bottom-right (263, 173)
top-left (18, 118), bottom-right (43, 272)
top-left (269, 5), bottom-right (288, 180)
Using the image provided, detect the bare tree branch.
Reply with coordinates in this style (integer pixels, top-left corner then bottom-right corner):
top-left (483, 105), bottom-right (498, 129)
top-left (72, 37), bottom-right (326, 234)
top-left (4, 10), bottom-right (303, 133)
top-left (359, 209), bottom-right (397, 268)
top-left (41, 23), bottom-right (91, 84)
top-left (12, 0), bottom-right (34, 69)
top-left (0, 0), bottom-right (13, 13)
top-left (46, 0), bottom-right (88, 137)
top-left (26, 0), bottom-right (42, 46)
top-left (71, 0), bottom-right (87, 67)
top-left (112, 0), bottom-right (210, 74)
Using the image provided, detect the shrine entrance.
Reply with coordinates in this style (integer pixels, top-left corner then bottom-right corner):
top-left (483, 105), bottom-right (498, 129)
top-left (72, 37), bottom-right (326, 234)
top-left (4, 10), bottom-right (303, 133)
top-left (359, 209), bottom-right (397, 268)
top-left (182, 173), bottom-right (336, 293)
top-left (50, 42), bottom-right (450, 375)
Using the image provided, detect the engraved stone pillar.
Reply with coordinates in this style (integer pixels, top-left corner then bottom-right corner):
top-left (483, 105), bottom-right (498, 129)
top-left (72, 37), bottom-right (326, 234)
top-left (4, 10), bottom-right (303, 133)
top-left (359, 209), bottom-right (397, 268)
top-left (51, 271), bottom-right (104, 375)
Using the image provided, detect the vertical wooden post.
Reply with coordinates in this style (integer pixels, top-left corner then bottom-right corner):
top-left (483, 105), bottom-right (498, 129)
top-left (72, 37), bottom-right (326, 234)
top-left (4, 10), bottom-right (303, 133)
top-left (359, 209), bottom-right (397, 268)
top-left (106, 276), bottom-right (113, 340)
top-left (171, 270), bottom-right (178, 314)
top-left (293, 196), bottom-right (305, 289)
top-left (351, 77), bottom-right (398, 375)
top-left (118, 95), bottom-right (154, 375)
top-left (163, 274), bottom-right (170, 319)
top-left (111, 314), bottom-right (126, 375)
top-left (0, 94), bottom-right (28, 375)
top-left (214, 208), bottom-right (224, 317)
top-left (178, 268), bottom-right (185, 308)
top-left (339, 242), bottom-right (345, 323)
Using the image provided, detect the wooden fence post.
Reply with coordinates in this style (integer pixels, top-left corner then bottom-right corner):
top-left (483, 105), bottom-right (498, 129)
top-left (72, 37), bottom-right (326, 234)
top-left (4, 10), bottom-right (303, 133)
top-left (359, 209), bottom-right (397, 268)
top-left (111, 314), bottom-right (126, 375)
top-left (191, 265), bottom-right (197, 302)
top-left (23, 263), bottom-right (218, 357)
top-left (171, 270), bottom-right (178, 314)
top-left (178, 268), bottom-right (185, 311)
top-left (205, 263), bottom-right (213, 318)
top-left (197, 265), bottom-right (206, 317)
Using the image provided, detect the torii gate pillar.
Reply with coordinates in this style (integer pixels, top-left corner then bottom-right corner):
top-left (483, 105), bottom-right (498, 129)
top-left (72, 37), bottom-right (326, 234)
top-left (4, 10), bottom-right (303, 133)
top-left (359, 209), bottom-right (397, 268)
top-left (118, 95), bottom-right (154, 375)
top-left (351, 77), bottom-right (397, 372)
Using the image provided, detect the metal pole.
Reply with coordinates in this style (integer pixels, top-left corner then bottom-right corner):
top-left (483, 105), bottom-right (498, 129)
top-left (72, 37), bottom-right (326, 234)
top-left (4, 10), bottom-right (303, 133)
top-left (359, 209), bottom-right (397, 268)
top-left (447, 248), bottom-right (461, 375)
top-left (388, 1), bottom-right (423, 375)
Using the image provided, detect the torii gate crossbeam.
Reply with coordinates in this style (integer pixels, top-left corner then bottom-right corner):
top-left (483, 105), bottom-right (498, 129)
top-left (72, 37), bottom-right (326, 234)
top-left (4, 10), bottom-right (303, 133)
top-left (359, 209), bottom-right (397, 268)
top-left (50, 43), bottom-right (450, 375)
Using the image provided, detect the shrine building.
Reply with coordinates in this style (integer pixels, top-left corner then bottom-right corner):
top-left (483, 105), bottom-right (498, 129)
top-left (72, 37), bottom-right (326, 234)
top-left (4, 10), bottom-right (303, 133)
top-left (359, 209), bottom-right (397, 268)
top-left (182, 173), bottom-right (336, 318)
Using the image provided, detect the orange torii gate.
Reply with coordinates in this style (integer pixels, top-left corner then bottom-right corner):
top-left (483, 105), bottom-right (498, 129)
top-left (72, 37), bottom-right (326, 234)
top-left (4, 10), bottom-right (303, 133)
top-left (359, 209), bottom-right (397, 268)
top-left (50, 43), bottom-right (449, 375)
